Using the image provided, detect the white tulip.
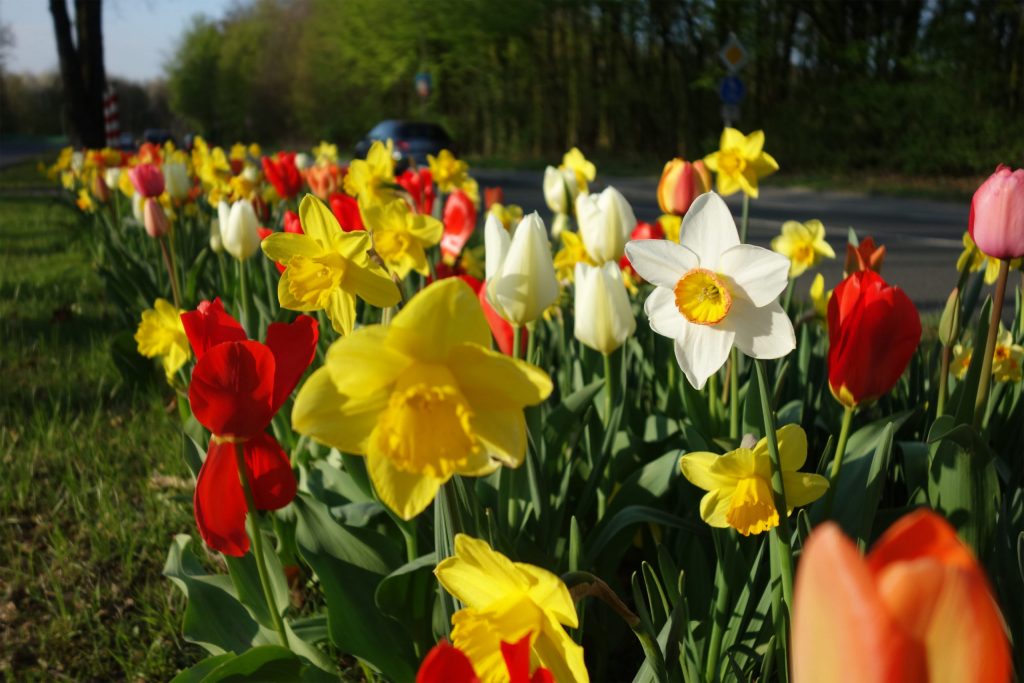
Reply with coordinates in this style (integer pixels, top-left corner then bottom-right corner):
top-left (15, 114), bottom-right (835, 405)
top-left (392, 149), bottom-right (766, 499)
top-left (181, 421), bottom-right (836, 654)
top-left (551, 213), bottom-right (569, 240)
top-left (576, 186), bottom-right (636, 263)
top-left (295, 152), bottom-right (313, 170)
top-left (221, 200), bottom-right (260, 260)
top-left (574, 261), bottom-right (636, 355)
top-left (485, 211), bottom-right (559, 326)
top-left (242, 164), bottom-right (261, 183)
top-left (104, 167), bottom-right (121, 191)
top-left (162, 161), bottom-right (190, 201)
top-left (624, 192), bottom-right (794, 390)
top-left (131, 192), bottom-right (144, 223)
top-left (543, 165), bottom-right (577, 214)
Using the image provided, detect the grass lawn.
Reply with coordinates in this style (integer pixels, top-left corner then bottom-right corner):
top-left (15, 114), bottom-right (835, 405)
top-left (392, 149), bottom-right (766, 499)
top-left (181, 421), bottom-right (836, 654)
top-left (0, 162), bottom-right (200, 680)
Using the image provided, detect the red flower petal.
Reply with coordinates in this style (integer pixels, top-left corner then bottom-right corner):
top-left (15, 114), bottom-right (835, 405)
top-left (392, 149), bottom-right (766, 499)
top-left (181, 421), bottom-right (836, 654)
top-left (283, 210), bottom-right (303, 234)
top-left (262, 152), bottom-right (303, 200)
top-left (328, 192), bottom-right (365, 232)
top-left (416, 641), bottom-right (480, 683)
top-left (441, 190), bottom-right (477, 260)
top-left (181, 298), bottom-right (247, 360)
top-left (245, 431), bottom-right (297, 511)
top-left (264, 315), bottom-right (319, 413)
top-left (478, 282), bottom-right (525, 357)
top-left (188, 340), bottom-right (276, 438)
top-left (194, 438), bottom-right (249, 557)
top-left (501, 634), bottom-right (532, 683)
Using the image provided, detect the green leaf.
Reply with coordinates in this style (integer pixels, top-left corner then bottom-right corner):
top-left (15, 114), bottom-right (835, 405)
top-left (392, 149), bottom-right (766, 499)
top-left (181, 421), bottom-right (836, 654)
top-left (585, 506), bottom-right (704, 567)
top-left (544, 379), bottom-right (603, 449)
top-left (191, 645), bottom-right (302, 682)
top-left (856, 422), bottom-right (895, 545)
top-left (375, 553), bottom-right (438, 651)
top-left (224, 529), bottom-right (289, 630)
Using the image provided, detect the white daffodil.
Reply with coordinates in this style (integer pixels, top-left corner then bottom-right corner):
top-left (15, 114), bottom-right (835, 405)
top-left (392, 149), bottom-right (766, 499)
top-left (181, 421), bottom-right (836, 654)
top-left (574, 261), bottom-right (636, 354)
top-left (485, 211), bottom-right (559, 326)
top-left (624, 192), bottom-right (794, 389)
top-left (575, 186), bottom-right (636, 263)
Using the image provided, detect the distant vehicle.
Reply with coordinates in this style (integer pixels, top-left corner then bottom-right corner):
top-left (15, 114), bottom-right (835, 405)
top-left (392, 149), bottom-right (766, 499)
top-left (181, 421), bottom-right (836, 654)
top-left (353, 120), bottom-right (454, 169)
top-left (142, 128), bottom-right (175, 147)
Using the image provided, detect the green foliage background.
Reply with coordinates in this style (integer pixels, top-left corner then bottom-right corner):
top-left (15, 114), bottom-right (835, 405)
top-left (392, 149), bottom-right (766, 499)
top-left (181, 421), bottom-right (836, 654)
top-left (165, 0), bottom-right (1024, 174)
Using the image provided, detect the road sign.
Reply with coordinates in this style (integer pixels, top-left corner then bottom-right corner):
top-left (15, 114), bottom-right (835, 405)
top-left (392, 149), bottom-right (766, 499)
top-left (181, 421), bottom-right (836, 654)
top-left (719, 76), bottom-right (745, 105)
top-left (719, 33), bottom-right (747, 72)
top-left (414, 72), bottom-right (432, 99)
top-left (721, 104), bottom-right (741, 127)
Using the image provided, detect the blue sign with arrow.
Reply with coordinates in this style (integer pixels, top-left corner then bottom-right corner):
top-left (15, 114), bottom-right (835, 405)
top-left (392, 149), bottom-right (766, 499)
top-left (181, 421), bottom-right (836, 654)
top-left (719, 76), bottom-right (745, 105)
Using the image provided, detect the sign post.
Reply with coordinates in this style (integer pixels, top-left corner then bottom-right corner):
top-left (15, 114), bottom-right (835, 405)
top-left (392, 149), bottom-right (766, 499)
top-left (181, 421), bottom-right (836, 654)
top-left (717, 33), bottom-right (747, 127)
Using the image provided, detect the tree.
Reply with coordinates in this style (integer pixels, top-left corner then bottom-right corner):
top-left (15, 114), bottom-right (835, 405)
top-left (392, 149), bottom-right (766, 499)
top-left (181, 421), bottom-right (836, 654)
top-left (49, 0), bottom-right (106, 147)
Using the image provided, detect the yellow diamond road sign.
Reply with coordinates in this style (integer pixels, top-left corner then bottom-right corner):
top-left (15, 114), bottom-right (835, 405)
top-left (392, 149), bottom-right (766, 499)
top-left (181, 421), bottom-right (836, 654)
top-left (719, 33), bottom-right (747, 72)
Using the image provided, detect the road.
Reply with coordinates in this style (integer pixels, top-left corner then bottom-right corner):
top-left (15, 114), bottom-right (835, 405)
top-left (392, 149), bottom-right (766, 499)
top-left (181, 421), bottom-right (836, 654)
top-left (474, 169), bottom-right (977, 310)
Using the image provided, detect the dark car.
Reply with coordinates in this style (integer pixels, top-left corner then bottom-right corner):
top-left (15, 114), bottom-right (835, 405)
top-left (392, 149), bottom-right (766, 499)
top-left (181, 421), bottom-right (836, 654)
top-left (353, 120), bottom-right (454, 169)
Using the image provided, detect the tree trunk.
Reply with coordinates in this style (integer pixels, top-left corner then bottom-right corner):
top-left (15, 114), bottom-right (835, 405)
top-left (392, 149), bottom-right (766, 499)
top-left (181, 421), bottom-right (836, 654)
top-left (50, 0), bottom-right (106, 147)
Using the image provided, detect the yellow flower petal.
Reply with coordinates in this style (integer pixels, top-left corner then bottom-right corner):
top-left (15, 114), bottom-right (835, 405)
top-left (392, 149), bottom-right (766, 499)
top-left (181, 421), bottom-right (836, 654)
top-left (291, 369), bottom-right (385, 453)
top-left (699, 489), bottom-right (732, 527)
top-left (450, 343), bottom-right (552, 410)
top-left (534, 611), bottom-right (590, 683)
top-left (365, 442), bottom-right (443, 520)
top-left (467, 408), bottom-right (526, 469)
top-left (515, 563), bottom-right (579, 628)
top-left (435, 534), bottom-right (530, 608)
top-left (260, 232), bottom-right (323, 263)
top-left (326, 288), bottom-right (357, 335)
top-left (389, 279), bottom-right (491, 362)
top-left (679, 452), bottom-right (737, 492)
top-left (782, 471), bottom-right (830, 509)
top-left (742, 130), bottom-right (765, 157)
top-left (325, 326), bottom-right (412, 399)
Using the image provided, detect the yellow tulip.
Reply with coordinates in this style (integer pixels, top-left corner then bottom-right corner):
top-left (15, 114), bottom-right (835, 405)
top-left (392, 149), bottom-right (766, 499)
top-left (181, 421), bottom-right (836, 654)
top-left (360, 198), bottom-right (443, 279)
top-left (135, 298), bottom-right (190, 381)
top-left (679, 424), bottom-right (827, 536)
top-left (261, 195), bottom-right (400, 335)
top-left (292, 279), bottom-right (552, 519)
top-left (435, 534), bottom-right (588, 683)
top-left (771, 219), bottom-right (835, 277)
top-left (703, 128), bottom-right (779, 198)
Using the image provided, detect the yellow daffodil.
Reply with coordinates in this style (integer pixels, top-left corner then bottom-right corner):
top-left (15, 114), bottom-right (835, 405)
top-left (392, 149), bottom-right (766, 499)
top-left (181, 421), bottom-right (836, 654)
top-left (658, 214), bottom-right (682, 243)
top-left (461, 176), bottom-right (481, 208)
top-left (703, 128), bottom-right (779, 198)
top-left (771, 219), bottom-right (835, 277)
top-left (292, 278), bottom-right (552, 519)
top-left (809, 273), bottom-right (831, 320)
top-left (680, 424), bottom-right (827, 536)
top-left (360, 198), bottom-right (443, 279)
top-left (312, 141), bottom-right (338, 165)
top-left (427, 149), bottom-right (469, 193)
top-left (952, 343), bottom-right (973, 379)
top-left (75, 189), bottom-right (95, 213)
top-left (460, 246), bottom-right (486, 280)
top-left (345, 140), bottom-right (396, 205)
top-left (560, 147), bottom-right (596, 194)
top-left (435, 534), bottom-right (588, 683)
top-left (488, 202), bottom-right (523, 231)
top-left (993, 327), bottom-right (1023, 382)
top-left (553, 230), bottom-right (596, 283)
top-left (135, 298), bottom-right (190, 381)
top-left (261, 194), bottom-right (400, 335)
top-left (957, 232), bottom-right (1022, 284)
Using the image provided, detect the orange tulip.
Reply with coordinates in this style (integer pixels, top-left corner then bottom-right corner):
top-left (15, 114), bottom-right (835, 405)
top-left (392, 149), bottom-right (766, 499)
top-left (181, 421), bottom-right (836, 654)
top-left (657, 158), bottom-right (711, 216)
top-left (792, 509), bottom-right (1010, 683)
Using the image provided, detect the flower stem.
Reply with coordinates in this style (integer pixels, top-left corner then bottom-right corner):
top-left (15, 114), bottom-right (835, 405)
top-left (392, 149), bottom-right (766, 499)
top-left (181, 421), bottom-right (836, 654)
top-left (233, 442), bottom-right (289, 648)
top-left (238, 257), bottom-right (253, 338)
top-left (729, 349), bottom-right (740, 440)
top-left (512, 324), bottom-right (522, 360)
top-left (824, 404), bottom-right (855, 518)
top-left (704, 530), bottom-right (730, 683)
top-left (526, 322), bottom-right (537, 365)
top-left (753, 359), bottom-right (794, 610)
top-left (974, 258), bottom-right (1010, 428)
top-left (158, 235), bottom-right (182, 309)
top-left (936, 343), bottom-right (951, 417)
top-left (603, 351), bottom-right (615, 425)
top-left (739, 193), bottom-right (750, 244)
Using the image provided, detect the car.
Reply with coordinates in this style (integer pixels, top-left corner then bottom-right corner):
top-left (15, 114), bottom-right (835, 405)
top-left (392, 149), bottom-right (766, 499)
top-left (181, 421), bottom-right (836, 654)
top-left (353, 120), bottom-right (454, 169)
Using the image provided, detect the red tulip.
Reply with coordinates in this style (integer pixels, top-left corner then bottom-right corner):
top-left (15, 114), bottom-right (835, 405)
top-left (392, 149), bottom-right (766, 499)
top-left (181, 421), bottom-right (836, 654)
top-left (477, 278), bottom-right (526, 357)
top-left (129, 163), bottom-right (165, 198)
top-left (792, 509), bottom-right (1011, 683)
top-left (142, 198), bottom-right (170, 238)
top-left (397, 167), bottom-right (436, 215)
top-left (657, 158), bottom-right (710, 215)
top-left (304, 164), bottom-right (343, 200)
top-left (844, 236), bottom-right (886, 276)
top-left (827, 270), bottom-right (920, 408)
top-left (441, 189), bottom-right (477, 261)
top-left (283, 209), bottom-right (303, 235)
top-left (180, 299), bottom-right (318, 556)
top-left (619, 220), bottom-right (666, 277)
top-left (328, 192), bottom-right (365, 232)
top-left (416, 635), bottom-right (552, 683)
top-left (969, 164), bottom-right (1024, 260)
top-left (136, 142), bottom-right (162, 165)
top-left (484, 186), bottom-right (504, 210)
top-left (262, 152), bottom-right (303, 200)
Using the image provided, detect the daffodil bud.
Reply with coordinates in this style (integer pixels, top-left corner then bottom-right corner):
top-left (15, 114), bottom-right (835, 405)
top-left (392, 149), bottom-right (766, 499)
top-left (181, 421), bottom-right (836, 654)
top-left (485, 212), bottom-right (559, 326)
top-left (575, 186), bottom-right (636, 263)
top-left (574, 261), bottom-right (635, 355)
top-left (163, 161), bottom-right (190, 201)
top-left (543, 166), bottom-right (577, 214)
top-left (222, 200), bottom-right (260, 260)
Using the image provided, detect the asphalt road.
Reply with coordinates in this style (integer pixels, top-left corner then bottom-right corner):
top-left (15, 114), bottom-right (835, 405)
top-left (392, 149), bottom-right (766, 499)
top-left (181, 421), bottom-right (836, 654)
top-left (474, 169), bottom-right (977, 310)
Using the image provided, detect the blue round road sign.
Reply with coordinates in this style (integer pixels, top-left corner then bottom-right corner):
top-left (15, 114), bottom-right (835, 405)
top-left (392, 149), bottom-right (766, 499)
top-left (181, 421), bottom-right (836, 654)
top-left (719, 76), bottom-right (745, 105)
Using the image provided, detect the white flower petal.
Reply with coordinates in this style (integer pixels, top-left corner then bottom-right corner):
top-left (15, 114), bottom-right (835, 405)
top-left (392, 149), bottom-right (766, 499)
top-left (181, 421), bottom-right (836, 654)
top-left (484, 212), bottom-right (510, 283)
top-left (645, 286), bottom-right (686, 339)
top-left (491, 212), bottom-right (559, 325)
top-left (718, 244), bottom-right (791, 306)
top-left (674, 322), bottom-right (734, 390)
top-left (574, 262), bottom-right (635, 354)
top-left (679, 192), bottom-right (740, 267)
top-left (724, 298), bottom-right (795, 359)
top-left (624, 239), bottom-right (696, 289)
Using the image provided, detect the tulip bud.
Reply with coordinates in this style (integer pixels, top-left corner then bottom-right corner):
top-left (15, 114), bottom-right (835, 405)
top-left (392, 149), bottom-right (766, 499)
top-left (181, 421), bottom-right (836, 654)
top-left (162, 161), bottom-right (190, 201)
top-left (222, 200), bottom-right (261, 260)
top-left (657, 158), bottom-right (711, 215)
top-left (575, 186), bottom-right (637, 263)
top-left (969, 165), bottom-right (1024, 260)
top-left (485, 212), bottom-right (559, 326)
top-left (210, 218), bottom-right (223, 253)
top-left (128, 163), bottom-right (165, 198)
top-left (543, 166), bottom-right (576, 214)
top-left (91, 174), bottom-right (110, 203)
top-left (143, 197), bottom-right (170, 238)
top-left (295, 152), bottom-right (313, 171)
top-left (132, 192), bottom-right (145, 223)
top-left (104, 167), bottom-right (121, 193)
top-left (574, 261), bottom-right (636, 354)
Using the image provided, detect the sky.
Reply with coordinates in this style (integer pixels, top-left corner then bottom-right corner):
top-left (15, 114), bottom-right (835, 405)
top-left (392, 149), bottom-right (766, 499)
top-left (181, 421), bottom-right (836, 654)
top-left (1, 0), bottom-right (236, 82)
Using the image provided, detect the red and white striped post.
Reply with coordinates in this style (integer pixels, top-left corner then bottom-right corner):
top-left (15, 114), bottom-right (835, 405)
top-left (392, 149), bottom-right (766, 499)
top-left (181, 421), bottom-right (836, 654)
top-left (103, 86), bottom-right (120, 148)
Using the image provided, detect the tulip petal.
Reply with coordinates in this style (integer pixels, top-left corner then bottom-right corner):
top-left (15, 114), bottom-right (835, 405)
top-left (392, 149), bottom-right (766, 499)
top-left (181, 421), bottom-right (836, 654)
top-left (264, 314), bottom-right (318, 412)
top-left (180, 298), bottom-right (247, 360)
top-left (194, 439), bottom-right (249, 557)
top-left (678, 193), bottom-right (740, 267)
top-left (365, 441), bottom-right (443, 521)
top-left (416, 641), bottom-right (480, 683)
top-left (435, 534), bottom-right (530, 608)
top-left (644, 286), bottom-right (687, 339)
top-left (724, 298), bottom-right (795, 360)
top-left (484, 213), bottom-right (511, 283)
top-left (189, 340), bottom-right (275, 438)
top-left (391, 279), bottom-right (491, 362)
top-left (623, 239), bottom-right (696, 289)
top-left (717, 244), bottom-right (790, 306)
top-left (292, 368), bottom-right (384, 454)
top-left (792, 523), bottom-right (909, 683)
top-left (500, 635), bottom-right (532, 683)
top-left (673, 322), bottom-right (734, 390)
top-left (245, 431), bottom-right (297, 511)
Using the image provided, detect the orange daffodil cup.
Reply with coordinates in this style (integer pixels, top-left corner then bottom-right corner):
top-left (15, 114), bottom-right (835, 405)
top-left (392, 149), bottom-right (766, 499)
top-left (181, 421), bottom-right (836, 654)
top-left (624, 192), bottom-right (794, 389)
top-left (792, 509), bottom-right (1011, 683)
top-left (291, 278), bottom-right (552, 519)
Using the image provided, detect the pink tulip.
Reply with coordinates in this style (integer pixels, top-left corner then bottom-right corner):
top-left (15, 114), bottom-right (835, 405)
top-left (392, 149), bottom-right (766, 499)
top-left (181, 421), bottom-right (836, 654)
top-left (129, 163), bottom-right (165, 199)
top-left (969, 165), bottom-right (1024, 260)
top-left (143, 198), bottom-right (169, 238)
